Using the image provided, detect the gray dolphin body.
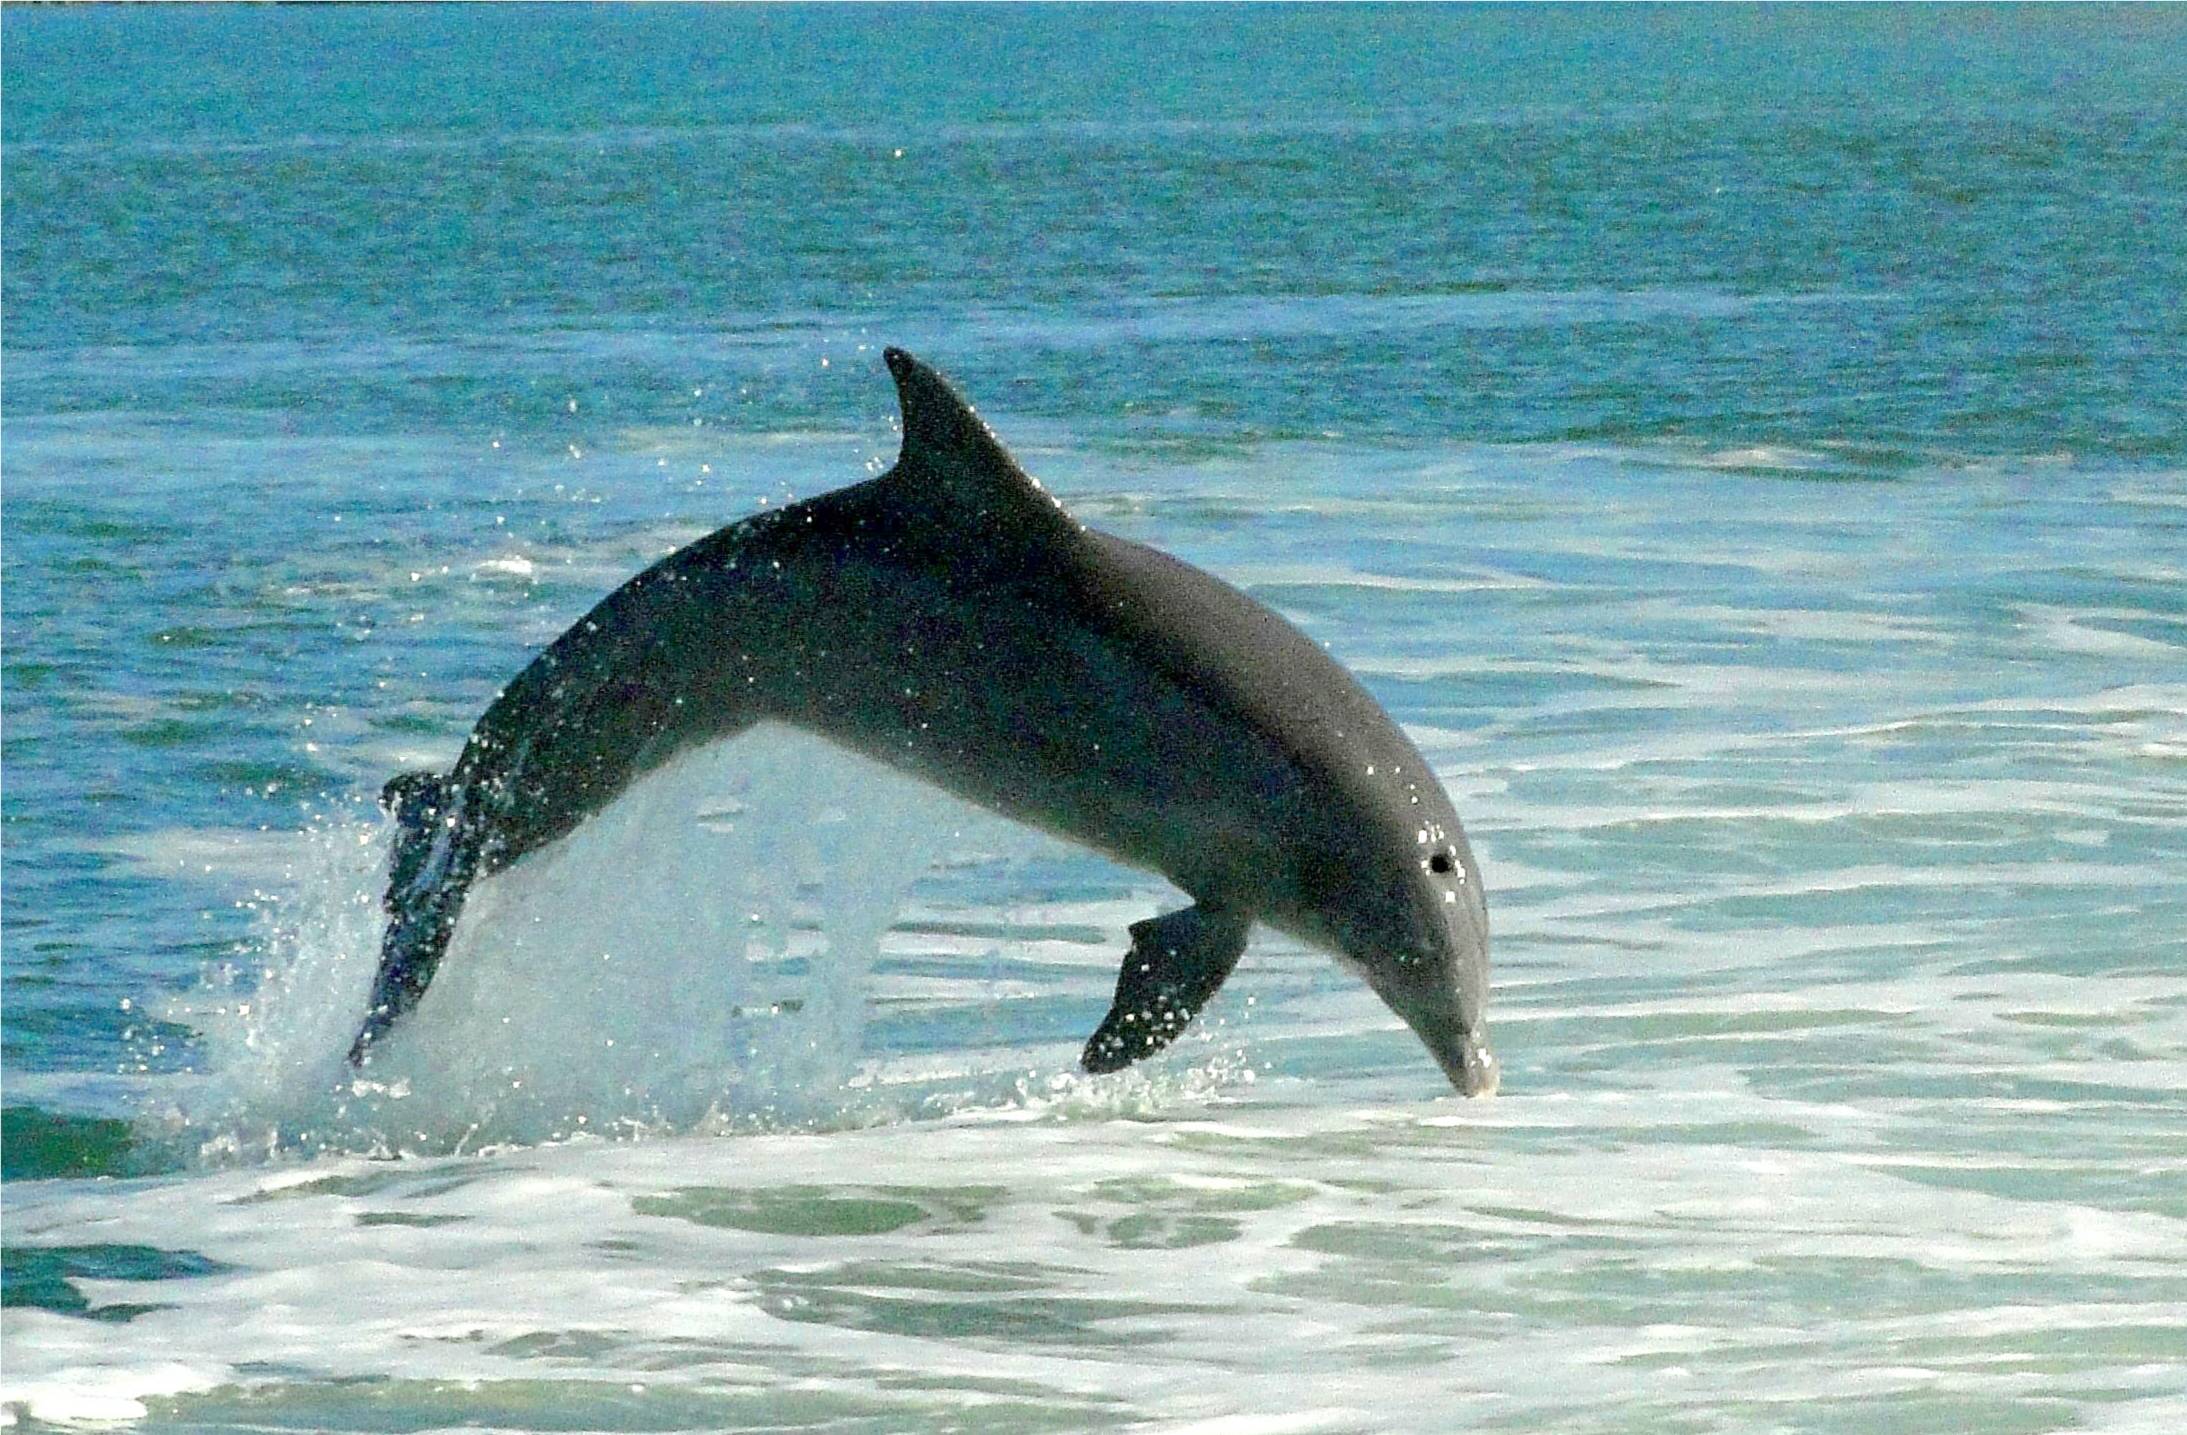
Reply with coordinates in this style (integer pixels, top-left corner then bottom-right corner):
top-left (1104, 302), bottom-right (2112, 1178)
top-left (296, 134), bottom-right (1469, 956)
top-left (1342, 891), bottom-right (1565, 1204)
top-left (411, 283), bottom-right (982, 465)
top-left (350, 350), bottom-right (1497, 1095)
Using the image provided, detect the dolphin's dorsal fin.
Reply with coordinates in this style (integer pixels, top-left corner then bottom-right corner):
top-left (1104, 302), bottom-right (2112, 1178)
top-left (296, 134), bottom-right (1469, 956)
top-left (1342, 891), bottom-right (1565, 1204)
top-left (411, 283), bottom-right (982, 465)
top-left (881, 347), bottom-right (1077, 539)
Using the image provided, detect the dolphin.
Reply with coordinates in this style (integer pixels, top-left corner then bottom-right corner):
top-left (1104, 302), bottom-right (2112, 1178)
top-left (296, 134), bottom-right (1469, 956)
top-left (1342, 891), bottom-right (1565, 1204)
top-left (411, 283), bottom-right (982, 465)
top-left (349, 349), bottom-right (1497, 1095)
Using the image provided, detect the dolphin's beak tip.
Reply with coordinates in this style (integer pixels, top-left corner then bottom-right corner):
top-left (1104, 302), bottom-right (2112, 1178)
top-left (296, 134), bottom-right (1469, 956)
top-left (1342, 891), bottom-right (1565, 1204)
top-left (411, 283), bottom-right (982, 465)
top-left (1457, 1043), bottom-right (1500, 1098)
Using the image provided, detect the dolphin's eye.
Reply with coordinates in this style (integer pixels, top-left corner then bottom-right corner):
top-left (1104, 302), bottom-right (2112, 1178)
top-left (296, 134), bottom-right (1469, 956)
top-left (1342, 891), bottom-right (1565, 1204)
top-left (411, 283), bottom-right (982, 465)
top-left (1429, 851), bottom-right (1455, 876)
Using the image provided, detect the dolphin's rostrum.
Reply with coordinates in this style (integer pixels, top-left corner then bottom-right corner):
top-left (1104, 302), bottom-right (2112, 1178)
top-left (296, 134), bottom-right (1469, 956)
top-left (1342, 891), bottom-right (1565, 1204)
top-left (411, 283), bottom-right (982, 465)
top-left (350, 349), bottom-right (1498, 1095)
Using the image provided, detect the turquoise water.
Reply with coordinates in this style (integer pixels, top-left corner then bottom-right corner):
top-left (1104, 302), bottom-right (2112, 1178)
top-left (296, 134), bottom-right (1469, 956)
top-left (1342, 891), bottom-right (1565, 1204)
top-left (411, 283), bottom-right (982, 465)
top-left (5, 6), bottom-right (2185, 1430)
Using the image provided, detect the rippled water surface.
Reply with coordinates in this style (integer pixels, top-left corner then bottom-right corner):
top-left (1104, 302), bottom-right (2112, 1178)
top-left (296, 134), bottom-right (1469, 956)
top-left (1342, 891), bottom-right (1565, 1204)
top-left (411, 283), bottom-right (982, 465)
top-left (5, 7), bottom-right (2185, 1431)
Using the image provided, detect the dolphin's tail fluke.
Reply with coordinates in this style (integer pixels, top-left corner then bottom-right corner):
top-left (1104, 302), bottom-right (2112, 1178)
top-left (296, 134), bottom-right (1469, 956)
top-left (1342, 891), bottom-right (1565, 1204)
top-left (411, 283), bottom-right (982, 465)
top-left (348, 770), bottom-right (480, 1066)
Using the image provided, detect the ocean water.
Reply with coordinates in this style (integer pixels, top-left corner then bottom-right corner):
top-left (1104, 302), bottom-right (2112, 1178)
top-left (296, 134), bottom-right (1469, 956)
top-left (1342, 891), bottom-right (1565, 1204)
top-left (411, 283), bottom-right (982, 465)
top-left (5, 5), bottom-right (2186, 1430)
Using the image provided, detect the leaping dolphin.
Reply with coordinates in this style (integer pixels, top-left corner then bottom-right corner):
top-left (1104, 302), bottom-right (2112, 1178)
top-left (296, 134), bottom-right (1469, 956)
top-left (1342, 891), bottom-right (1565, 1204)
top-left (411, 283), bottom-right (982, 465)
top-left (349, 349), bottom-right (1497, 1095)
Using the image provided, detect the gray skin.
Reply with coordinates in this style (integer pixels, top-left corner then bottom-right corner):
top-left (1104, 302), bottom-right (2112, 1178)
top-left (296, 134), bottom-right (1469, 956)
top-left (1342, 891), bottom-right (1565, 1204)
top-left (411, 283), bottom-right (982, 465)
top-left (350, 349), bottom-right (1497, 1096)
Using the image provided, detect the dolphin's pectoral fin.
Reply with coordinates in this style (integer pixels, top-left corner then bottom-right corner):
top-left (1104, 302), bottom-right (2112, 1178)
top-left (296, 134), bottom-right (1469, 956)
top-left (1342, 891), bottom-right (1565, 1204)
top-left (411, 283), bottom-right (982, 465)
top-left (1081, 905), bottom-right (1251, 1075)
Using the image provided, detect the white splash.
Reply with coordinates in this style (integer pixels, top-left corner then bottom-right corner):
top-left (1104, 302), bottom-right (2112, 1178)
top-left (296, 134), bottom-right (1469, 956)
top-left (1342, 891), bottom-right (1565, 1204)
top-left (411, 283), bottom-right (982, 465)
top-left (150, 728), bottom-right (962, 1161)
